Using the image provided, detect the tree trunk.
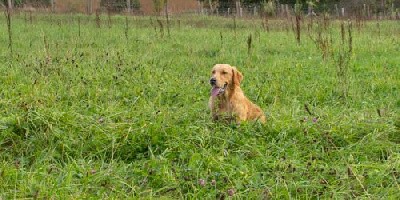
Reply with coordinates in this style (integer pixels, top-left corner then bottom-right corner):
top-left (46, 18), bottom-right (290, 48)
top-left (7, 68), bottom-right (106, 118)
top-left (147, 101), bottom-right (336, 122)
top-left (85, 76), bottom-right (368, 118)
top-left (51, 0), bottom-right (54, 12)
top-left (7, 0), bottom-right (12, 10)
top-left (87, 0), bottom-right (92, 14)
top-left (127, 0), bottom-right (131, 13)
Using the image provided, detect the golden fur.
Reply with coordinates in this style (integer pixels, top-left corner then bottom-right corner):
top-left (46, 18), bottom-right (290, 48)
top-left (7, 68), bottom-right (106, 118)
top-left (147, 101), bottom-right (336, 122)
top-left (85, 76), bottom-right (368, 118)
top-left (208, 64), bottom-right (266, 123)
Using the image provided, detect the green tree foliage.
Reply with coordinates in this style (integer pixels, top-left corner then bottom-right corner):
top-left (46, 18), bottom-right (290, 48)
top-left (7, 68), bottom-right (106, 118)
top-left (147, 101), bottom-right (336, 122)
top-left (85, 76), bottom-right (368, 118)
top-left (3, 0), bottom-right (51, 7)
top-left (100, 0), bottom-right (140, 11)
top-left (152, 0), bottom-right (166, 13)
top-left (201, 0), bottom-right (395, 14)
top-left (200, 0), bottom-right (340, 5)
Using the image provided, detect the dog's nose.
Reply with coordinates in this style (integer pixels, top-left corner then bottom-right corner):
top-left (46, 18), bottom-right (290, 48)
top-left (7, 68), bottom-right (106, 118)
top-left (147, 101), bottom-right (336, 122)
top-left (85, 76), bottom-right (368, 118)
top-left (210, 78), bottom-right (216, 85)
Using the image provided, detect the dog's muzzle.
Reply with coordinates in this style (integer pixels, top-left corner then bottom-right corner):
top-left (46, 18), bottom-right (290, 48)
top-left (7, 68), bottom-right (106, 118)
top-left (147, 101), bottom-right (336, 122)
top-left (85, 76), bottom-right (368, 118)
top-left (210, 77), bottom-right (217, 86)
top-left (210, 82), bottom-right (227, 97)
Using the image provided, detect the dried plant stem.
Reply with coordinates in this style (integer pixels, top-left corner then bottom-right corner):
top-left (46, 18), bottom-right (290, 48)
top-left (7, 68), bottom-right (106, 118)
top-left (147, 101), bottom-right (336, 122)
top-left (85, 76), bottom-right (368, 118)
top-left (308, 19), bottom-right (331, 61)
top-left (348, 20), bottom-right (353, 54)
top-left (377, 21), bottom-right (380, 38)
top-left (220, 31), bottom-right (223, 48)
top-left (43, 34), bottom-right (51, 64)
top-left (304, 103), bottom-right (313, 115)
top-left (95, 10), bottom-right (101, 28)
top-left (29, 11), bottom-right (33, 24)
top-left (247, 34), bottom-right (252, 55)
top-left (156, 18), bottom-right (164, 38)
top-left (340, 21), bottom-right (345, 44)
top-left (263, 16), bottom-right (269, 32)
top-left (78, 16), bottom-right (81, 37)
top-left (165, 0), bottom-right (170, 37)
top-left (233, 16), bottom-right (237, 37)
top-left (5, 7), bottom-right (13, 54)
top-left (125, 16), bottom-right (129, 41)
top-left (335, 20), bottom-right (353, 100)
top-left (295, 15), bottom-right (301, 44)
top-left (107, 10), bottom-right (112, 28)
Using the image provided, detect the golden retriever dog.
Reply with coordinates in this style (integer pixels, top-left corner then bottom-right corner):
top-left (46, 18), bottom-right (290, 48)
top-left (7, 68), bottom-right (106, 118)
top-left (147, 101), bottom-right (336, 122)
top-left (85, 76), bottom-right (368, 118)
top-left (208, 64), bottom-right (266, 123)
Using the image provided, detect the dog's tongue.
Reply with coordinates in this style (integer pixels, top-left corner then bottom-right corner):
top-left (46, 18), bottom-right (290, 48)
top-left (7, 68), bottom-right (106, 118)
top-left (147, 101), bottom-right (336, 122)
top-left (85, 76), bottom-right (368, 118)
top-left (211, 86), bottom-right (220, 97)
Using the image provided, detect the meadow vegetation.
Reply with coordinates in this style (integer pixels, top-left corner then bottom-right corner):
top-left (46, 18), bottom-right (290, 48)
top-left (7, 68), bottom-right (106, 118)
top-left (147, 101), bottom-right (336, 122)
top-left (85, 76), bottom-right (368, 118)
top-left (0, 13), bottom-right (399, 198)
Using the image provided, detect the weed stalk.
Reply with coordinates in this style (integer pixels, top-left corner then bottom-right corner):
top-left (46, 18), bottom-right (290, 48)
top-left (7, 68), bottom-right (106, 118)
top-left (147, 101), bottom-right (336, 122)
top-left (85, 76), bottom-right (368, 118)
top-left (125, 16), bottom-right (129, 41)
top-left (334, 20), bottom-right (353, 100)
top-left (233, 16), bottom-right (237, 37)
top-left (29, 11), bottom-right (33, 24)
top-left (247, 34), bottom-right (252, 55)
top-left (156, 18), bottom-right (164, 38)
top-left (295, 15), bottom-right (301, 44)
top-left (308, 19), bottom-right (331, 60)
top-left (78, 16), bottom-right (81, 37)
top-left (340, 21), bottom-right (345, 44)
top-left (376, 21), bottom-right (380, 38)
top-left (5, 7), bottom-right (13, 55)
top-left (43, 34), bottom-right (51, 64)
top-left (220, 31), bottom-right (223, 48)
top-left (348, 20), bottom-right (353, 54)
top-left (95, 9), bottom-right (101, 28)
top-left (294, 2), bottom-right (301, 44)
top-left (165, 0), bottom-right (170, 36)
top-left (263, 16), bottom-right (269, 32)
top-left (24, 12), bottom-right (27, 25)
top-left (107, 10), bottom-right (112, 28)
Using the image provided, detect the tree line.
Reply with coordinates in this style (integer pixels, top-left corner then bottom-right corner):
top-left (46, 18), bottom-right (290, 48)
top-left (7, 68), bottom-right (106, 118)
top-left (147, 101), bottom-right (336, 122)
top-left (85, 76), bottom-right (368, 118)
top-left (199, 0), bottom-right (399, 14)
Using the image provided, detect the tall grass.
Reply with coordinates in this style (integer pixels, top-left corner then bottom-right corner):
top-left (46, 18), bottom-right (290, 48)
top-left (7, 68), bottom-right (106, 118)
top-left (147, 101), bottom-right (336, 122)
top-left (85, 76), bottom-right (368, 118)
top-left (0, 13), bottom-right (399, 199)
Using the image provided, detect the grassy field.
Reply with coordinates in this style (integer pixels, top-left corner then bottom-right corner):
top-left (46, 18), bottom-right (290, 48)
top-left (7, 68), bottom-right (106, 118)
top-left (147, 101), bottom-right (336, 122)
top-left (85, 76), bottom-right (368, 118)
top-left (0, 13), bottom-right (400, 198)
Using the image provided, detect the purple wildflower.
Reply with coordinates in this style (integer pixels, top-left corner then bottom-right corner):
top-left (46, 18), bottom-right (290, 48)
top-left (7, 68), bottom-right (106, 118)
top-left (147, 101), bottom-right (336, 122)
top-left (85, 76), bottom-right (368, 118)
top-left (198, 179), bottom-right (205, 186)
top-left (227, 188), bottom-right (235, 196)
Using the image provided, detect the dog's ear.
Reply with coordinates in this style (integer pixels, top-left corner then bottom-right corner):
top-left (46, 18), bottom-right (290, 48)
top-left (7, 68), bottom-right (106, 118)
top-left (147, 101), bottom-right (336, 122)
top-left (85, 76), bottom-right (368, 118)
top-left (232, 66), bottom-right (243, 86)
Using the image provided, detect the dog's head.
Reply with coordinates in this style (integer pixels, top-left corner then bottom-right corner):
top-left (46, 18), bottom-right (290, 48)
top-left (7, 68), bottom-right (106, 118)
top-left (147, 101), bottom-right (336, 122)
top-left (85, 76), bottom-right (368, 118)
top-left (209, 64), bottom-right (243, 97)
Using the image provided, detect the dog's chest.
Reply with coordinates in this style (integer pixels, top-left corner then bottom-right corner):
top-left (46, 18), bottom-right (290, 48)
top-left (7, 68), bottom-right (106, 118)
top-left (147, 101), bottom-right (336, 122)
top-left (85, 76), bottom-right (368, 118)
top-left (211, 97), bottom-right (233, 113)
top-left (210, 97), bottom-right (236, 122)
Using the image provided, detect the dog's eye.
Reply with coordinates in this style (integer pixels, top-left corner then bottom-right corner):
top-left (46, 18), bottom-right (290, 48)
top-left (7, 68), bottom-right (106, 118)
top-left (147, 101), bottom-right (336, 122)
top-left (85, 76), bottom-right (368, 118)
top-left (222, 71), bottom-right (228, 75)
top-left (212, 70), bottom-right (215, 74)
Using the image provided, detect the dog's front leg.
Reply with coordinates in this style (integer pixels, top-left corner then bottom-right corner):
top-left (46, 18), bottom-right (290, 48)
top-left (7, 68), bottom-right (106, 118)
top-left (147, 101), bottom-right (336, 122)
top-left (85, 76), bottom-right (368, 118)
top-left (233, 105), bottom-right (247, 123)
